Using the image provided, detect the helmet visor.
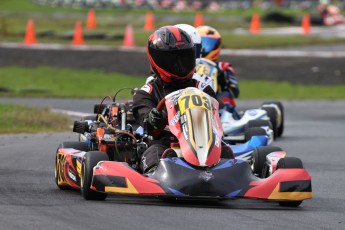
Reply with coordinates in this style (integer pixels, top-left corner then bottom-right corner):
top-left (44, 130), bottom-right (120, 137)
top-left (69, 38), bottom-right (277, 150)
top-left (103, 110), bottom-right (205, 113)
top-left (201, 37), bottom-right (221, 56)
top-left (149, 47), bottom-right (196, 77)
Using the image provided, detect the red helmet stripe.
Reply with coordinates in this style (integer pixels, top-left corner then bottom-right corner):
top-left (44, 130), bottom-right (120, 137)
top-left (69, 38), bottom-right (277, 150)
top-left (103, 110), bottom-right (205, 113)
top-left (166, 26), bottom-right (181, 41)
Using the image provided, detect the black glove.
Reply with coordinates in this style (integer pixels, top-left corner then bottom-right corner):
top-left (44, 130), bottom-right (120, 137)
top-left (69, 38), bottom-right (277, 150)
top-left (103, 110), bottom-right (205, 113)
top-left (148, 108), bottom-right (164, 130)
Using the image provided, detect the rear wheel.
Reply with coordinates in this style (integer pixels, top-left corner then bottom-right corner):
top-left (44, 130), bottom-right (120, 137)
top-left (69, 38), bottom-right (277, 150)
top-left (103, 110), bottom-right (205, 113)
top-left (262, 101), bottom-right (284, 137)
top-left (79, 115), bottom-right (98, 142)
top-left (81, 151), bottom-right (109, 200)
top-left (261, 107), bottom-right (278, 139)
top-left (55, 142), bottom-right (90, 190)
top-left (252, 146), bottom-right (282, 178)
top-left (276, 157), bottom-right (304, 207)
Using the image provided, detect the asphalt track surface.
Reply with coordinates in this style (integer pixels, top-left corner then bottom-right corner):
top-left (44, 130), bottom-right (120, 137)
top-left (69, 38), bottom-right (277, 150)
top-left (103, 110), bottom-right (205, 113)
top-left (1, 42), bottom-right (345, 85)
top-left (0, 98), bottom-right (345, 230)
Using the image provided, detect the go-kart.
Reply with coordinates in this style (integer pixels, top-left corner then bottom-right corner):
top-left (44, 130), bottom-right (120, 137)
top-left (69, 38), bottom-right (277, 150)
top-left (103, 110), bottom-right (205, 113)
top-left (221, 100), bottom-right (284, 144)
top-left (78, 91), bottom-right (270, 163)
top-left (55, 87), bottom-right (311, 207)
top-left (78, 86), bottom-right (272, 162)
top-left (195, 58), bottom-right (284, 140)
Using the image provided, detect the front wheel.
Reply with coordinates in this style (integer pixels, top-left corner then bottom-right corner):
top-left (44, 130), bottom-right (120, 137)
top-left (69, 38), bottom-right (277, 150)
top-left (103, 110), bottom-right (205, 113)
top-left (81, 151), bottom-right (109, 200)
top-left (261, 107), bottom-right (278, 139)
top-left (252, 146), bottom-right (282, 178)
top-left (276, 157), bottom-right (304, 207)
top-left (55, 142), bottom-right (90, 190)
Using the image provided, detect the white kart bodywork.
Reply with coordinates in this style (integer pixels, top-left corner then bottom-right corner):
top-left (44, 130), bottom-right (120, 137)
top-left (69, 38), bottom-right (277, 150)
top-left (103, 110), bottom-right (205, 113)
top-left (221, 109), bottom-right (273, 144)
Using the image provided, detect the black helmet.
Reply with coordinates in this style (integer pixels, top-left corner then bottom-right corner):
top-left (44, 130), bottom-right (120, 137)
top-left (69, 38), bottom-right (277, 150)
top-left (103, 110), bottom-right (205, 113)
top-left (147, 26), bottom-right (196, 84)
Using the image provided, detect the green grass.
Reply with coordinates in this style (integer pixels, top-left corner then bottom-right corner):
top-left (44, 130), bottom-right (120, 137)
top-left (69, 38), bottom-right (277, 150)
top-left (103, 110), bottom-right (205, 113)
top-left (0, 66), bottom-right (145, 99)
top-left (1, 66), bottom-right (345, 99)
top-left (0, 103), bottom-right (71, 133)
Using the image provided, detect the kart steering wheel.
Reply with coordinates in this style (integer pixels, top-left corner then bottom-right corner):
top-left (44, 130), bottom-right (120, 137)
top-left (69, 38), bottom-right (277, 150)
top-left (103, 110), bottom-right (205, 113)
top-left (156, 97), bottom-right (166, 111)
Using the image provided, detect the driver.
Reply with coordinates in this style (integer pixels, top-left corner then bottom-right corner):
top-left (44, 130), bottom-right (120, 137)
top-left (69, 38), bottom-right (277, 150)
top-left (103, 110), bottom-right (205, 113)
top-left (196, 26), bottom-right (241, 119)
top-left (132, 26), bottom-right (217, 174)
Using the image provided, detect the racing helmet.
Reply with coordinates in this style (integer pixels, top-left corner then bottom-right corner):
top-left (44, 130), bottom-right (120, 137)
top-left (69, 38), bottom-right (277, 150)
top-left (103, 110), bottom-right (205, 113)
top-left (147, 26), bottom-right (196, 84)
top-left (196, 26), bottom-right (221, 61)
top-left (175, 24), bottom-right (202, 58)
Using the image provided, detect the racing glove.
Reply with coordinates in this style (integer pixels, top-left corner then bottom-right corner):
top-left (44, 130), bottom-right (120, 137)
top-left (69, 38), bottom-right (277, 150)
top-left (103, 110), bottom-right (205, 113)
top-left (148, 108), bottom-right (165, 130)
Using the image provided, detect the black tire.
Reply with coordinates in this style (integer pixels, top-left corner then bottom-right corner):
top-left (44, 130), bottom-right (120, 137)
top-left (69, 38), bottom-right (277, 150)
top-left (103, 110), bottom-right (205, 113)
top-left (262, 101), bottom-right (284, 137)
top-left (246, 119), bottom-right (272, 129)
top-left (245, 127), bottom-right (267, 142)
top-left (252, 146), bottom-right (282, 178)
top-left (276, 157), bottom-right (303, 169)
top-left (276, 157), bottom-right (304, 207)
top-left (81, 151), bottom-right (109, 200)
top-left (79, 115), bottom-right (97, 142)
top-left (245, 119), bottom-right (272, 142)
top-left (55, 142), bottom-right (90, 190)
top-left (261, 107), bottom-right (278, 139)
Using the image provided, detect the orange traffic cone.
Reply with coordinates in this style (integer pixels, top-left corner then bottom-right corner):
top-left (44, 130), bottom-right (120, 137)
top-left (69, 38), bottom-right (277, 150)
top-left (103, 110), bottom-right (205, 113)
top-left (23, 19), bottom-right (36, 45)
top-left (194, 11), bottom-right (204, 28)
top-left (302, 14), bottom-right (311, 35)
top-left (123, 24), bottom-right (134, 48)
top-left (250, 14), bottom-right (260, 34)
top-left (86, 8), bottom-right (96, 29)
top-left (144, 11), bottom-right (155, 31)
top-left (72, 21), bottom-right (84, 45)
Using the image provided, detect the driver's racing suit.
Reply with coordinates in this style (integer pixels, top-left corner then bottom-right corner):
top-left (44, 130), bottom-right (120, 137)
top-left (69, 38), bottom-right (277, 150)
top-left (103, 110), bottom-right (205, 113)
top-left (132, 75), bottom-right (217, 173)
top-left (195, 58), bottom-right (240, 119)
